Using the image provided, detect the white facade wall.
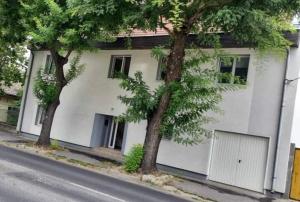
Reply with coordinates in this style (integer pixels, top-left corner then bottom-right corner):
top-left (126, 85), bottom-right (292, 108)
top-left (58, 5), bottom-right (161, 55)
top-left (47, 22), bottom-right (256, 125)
top-left (20, 47), bottom-right (299, 193)
top-left (270, 48), bottom-right (300, 192)
top-left (290, 47), bottom-right (300, 148)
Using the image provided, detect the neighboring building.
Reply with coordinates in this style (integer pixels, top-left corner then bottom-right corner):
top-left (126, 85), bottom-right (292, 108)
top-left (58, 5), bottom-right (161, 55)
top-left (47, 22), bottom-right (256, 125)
top-left (0, 85), bottom-right (21, 123)
top-left (17, 31), bottom-right (300, 195)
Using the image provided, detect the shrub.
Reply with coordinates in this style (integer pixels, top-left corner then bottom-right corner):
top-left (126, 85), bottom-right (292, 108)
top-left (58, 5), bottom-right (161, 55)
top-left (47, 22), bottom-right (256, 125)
top-left (124, 144), bottom-right (144, 173)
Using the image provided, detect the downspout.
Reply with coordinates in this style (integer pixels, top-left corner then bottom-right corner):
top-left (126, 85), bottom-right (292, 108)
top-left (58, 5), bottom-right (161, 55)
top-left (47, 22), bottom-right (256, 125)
top-left (17, 51), bottom-right (35, 133)
top-left (271, 48), bottom-right (290, 192)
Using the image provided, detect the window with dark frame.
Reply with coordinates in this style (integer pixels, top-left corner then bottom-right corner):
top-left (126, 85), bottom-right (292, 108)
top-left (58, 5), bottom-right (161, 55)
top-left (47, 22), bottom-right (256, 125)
top-left (45, 55), bottom-right (56, 74)
top-left (35, 105), bottom-right (45, 125)
top-left (218, 55), bottom-right (250, 85)
top-left (108, 56), bottom-right (131, 78)
top-left (156, 56), bottom-right (167, 81)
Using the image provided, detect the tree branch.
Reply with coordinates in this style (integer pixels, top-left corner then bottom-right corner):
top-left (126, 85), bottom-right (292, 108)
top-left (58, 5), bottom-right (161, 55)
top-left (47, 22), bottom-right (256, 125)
top-left (64, 49), bottom-right (73, 59)
top-left (159, 15), bottom-right (173, 36)
top-left (186, 0), bottom-right (234, 30)
top-left (50, 49), bottom-right (68, 88)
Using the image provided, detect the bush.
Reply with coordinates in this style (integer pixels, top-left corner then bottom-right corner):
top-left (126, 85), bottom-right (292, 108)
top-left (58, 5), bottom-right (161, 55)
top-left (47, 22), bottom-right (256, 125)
top-left (124, 144), bottom-right (144, 173)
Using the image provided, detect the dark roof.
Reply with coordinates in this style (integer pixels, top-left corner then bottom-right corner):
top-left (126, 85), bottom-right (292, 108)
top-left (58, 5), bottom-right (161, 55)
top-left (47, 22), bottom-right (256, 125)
top-left (0, 93), bottom-right (19, 100)
top-left (30, 31), bottom-right (299, 51)
top-left (95, 31), bottom-right (299, 50)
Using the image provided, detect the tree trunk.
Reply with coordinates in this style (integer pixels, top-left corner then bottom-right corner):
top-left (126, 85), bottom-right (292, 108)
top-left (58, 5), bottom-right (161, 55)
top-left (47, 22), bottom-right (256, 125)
top-left (141, 92), bottom-right (171, 173)
top-left (141, 32), bottom-right (187, 173)
top-left (36, 50), bottom-right (68, 147)
top-left (36, 97), bottom-right (61, 146)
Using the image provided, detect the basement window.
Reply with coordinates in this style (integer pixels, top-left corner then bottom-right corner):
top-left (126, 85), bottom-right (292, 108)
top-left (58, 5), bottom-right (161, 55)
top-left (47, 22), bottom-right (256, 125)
top-left (35, 105), bottom-right (45, 125)
top-left (218, 55), bottom-right (250, 85)
top-left (108, 56), bottom-right (131, 78)
top-left (45, 55), bottom-right (56, 74)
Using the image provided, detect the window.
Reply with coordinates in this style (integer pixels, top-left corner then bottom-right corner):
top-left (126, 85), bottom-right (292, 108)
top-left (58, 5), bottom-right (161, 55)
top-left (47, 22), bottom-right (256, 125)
top-left (108, 56), bottom-right (131, 78)
top-left (35, 105), bottom-right (45, 125)
top-left (156, 56), bottom-right (167, 80)
top-left (162, 134), bottom-right (172, 141)
top-left (218, 55), bottom-right (250, 85)
top-left (45, 55), bottom-right (56, 74)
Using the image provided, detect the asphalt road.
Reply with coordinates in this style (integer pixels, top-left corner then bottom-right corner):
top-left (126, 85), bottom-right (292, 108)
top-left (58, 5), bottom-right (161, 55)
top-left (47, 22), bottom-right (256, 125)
top-left (0, 145), bottom-right (189, 202)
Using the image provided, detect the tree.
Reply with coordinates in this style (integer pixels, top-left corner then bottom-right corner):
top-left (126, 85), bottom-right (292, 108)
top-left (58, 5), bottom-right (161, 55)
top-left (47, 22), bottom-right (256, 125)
top-left (117, 0), bottom-right (300, 173)
top-left (0, 45), bottom-right (27, 95)
top-left (2, 0), bottom-right (130, 146)
top-left (0, 0), bottom-right (27, 94)
top-left (0, 0), bottom-right (26, 45)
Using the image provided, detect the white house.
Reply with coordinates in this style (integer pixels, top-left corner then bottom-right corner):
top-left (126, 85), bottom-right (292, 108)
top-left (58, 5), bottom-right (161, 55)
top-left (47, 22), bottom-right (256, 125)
top-left (17, 31), bottom-right (300, 195)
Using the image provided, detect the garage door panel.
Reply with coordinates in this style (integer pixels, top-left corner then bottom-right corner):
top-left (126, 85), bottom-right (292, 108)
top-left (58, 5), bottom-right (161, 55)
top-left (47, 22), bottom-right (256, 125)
top-left (209, 132), bottom-right (240, 185)
top-left (209, 131), bottom-right (268, 192)
top-left (235, 135), bottom-right (268, 192)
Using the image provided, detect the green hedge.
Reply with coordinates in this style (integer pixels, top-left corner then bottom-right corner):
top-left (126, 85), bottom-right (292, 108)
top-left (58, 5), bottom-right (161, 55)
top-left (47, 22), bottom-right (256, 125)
top-left (124, 144), bottom-right (144, 173)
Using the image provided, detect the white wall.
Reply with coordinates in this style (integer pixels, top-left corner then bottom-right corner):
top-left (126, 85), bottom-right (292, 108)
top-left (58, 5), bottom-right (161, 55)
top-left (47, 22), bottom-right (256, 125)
top-left (20, 48), bottom-right (296, 193)
top-left (291, 47), bottom-right (300, 148)
top-left (291, 92), bottom-right (300, 147)
top-left (22, 50), bottom-right (160, 146)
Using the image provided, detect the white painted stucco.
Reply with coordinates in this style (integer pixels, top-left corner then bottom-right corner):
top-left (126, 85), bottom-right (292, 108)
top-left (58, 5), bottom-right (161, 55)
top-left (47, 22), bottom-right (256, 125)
top-left (290, 47), bottom-right (300, 149)
top-left (19, 47), bottom-right (300, 194)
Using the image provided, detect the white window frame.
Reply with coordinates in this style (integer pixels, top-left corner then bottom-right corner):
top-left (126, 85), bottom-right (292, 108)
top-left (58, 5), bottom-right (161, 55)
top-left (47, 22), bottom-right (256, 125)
top-left (35, 105), bottom-right (45, 125)
top-left (45, 55), bottom-right (56, 74)
top-left (108, 55), bottom-right (131, 78)
top-left (218, 55), bottom-right (250, 84)
top-left (108, 120), bottom-right (118, 149)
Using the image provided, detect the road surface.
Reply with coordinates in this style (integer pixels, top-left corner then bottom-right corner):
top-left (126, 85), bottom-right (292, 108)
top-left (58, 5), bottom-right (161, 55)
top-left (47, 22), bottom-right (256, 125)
top-left (0, 145), bottom-right (189, 202)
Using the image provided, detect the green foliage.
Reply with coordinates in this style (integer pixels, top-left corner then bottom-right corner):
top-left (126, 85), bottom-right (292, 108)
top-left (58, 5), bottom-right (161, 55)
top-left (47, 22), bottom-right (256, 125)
top-left (0, 45), bottom-right (27, 93)
top-left (65, 54), bottom-right (85, 82)
top-left (13, 90), bottom-right (23, 108)
top-left (33, 53), bottom-right (84, 107)
top-left (1, 0), bottom-right (129, 105)
top-left (17, 0), bottom-right (130, 107)
top-left (162, 60), bottom-right (236, 144)
top-left (201, 6), bottom-right (294, 55)
top-left (124, 0), bottom-right (299, 53)
top-left (119, 72), bottom-right (163, 122)
top-left (33, 69), bottom-right (59, 108)
top-left (124, 144), bottom-right (144, 173)
top-left (0, 0), bottom-right (26, 44)
top-left (120, 49), bottom-right (238, 145)
top-left (19, 0), bottom-right (129, 52)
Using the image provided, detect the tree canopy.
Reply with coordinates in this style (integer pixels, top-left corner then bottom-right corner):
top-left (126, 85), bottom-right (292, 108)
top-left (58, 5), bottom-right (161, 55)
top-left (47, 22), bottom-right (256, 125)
top-left (0, 0), bottom-right (26, 45)
top-left (0, 0), bottom-right (27, 94)
top-left (0, 45), bottom-right (27, 95)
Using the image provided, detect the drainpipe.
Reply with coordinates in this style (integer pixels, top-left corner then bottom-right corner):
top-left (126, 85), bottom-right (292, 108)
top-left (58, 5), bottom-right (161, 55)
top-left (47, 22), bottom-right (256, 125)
top-left (17, 51), bottom-right (35, 133)
top-left (271, 48), bottom-right (290, 192)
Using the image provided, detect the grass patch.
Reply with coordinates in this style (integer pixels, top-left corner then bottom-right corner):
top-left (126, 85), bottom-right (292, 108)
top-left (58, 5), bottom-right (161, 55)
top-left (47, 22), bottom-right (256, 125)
top-left (54, 155), bottom-right (67, 160)
top-left (49, 139), bottom-right (64, 151)
top-left (67, 159), bottom-right (95, 167)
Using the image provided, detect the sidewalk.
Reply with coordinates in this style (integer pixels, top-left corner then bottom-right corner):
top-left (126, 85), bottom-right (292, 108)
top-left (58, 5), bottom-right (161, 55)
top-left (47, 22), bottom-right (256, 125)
top-left (0, 129), bottom-right (294, 202)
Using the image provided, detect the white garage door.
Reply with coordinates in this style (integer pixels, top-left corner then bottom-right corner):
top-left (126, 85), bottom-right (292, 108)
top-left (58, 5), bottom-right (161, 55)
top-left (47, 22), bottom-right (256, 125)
top-left (208, 131), bottom-right (268, 192)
